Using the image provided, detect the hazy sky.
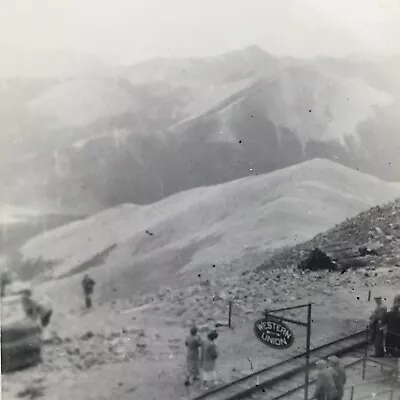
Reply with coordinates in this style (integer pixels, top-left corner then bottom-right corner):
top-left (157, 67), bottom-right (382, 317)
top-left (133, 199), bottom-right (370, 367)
top-left (1, 0), bottom-right (400, 64)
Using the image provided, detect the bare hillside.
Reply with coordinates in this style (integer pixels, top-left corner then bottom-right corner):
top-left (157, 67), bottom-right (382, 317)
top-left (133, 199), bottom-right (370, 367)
top-left (16, 159), bottom-right (400, 306)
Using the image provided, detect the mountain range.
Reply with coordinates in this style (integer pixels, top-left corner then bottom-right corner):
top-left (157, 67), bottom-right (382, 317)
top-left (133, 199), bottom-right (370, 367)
top-left (1, 45), bottom-right (400, 212)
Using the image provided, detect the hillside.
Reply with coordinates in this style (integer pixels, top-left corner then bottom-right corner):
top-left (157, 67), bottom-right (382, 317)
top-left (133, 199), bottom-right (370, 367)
top-left (15, 159), bottom-right (400, 305)
top-left (39, 65), bottom-right (399, 208)
top-left (1, 46), bottom-right (400, 210)
top-left (3, 173), bottom-right (400, 400)
top-left (258, 197), bottom-right (400, 273)
top-left (27, 78), bottom-right (142, 129)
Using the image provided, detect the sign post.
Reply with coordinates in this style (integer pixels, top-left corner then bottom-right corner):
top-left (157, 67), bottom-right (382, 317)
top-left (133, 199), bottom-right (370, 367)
top-left (255, 303), bottom-right (313, 400)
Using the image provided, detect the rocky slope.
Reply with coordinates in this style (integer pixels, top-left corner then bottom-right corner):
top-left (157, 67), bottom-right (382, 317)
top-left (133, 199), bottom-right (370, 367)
top-left (124, 196), bottom-right (400, 334)
top-left (259, 198), bottom-right (400, 273)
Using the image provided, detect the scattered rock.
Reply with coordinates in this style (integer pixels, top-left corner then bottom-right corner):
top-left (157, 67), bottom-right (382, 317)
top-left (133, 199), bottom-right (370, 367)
top-left (17, 384), bottom-right (45, 399)
top-left (81, 331), bottom-right (94, 341)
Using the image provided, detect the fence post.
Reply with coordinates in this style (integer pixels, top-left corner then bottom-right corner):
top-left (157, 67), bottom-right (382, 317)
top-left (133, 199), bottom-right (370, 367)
top-left (228, 301), bottom-right (232, 328)
top-left (397, 356), bottom-right (400, 384)
top-left (368, 290), bottom-right (371, 302)
top-left (389, 388), bottom-right (394, 400)
top-left (350, 386), bottom-right (354, 400)
top-left (362, 326), bottom-right (369, 380)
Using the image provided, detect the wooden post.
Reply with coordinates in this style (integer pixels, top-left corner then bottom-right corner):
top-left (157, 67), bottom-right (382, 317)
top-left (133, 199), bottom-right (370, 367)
top-left (350, 386), bottom-right (354, 400)
top-left (228, 301), bottom-right (232, 328)
top-left (362, 326), bottom-right (369, 380)
top-left (397, 356), bottom-right (400, 384)
top-left (304, 304), bottom-right (312, 400)
top-left (368, 290), bottom-right (371, 302)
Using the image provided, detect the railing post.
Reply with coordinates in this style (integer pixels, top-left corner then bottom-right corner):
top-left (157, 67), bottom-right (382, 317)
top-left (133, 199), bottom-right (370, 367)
top-left (362, 326), bottom-right (369, 380)
top-left (228, 301), bottom-right (232, 328)
top-left (304, 303), bottom-right (312, 400)
top-left (397, 356), bottom-right (400, 384)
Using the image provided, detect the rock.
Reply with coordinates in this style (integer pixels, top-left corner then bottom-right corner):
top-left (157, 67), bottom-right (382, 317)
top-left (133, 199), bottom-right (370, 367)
top-left (81, 331), bottom-right (94, 341)
top-left (197, 324), bottom-right (210, 333)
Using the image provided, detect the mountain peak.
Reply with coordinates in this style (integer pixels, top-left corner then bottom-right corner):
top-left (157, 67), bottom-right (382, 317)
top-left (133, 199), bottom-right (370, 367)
top-left (224, 44), bottom-right (274, 61)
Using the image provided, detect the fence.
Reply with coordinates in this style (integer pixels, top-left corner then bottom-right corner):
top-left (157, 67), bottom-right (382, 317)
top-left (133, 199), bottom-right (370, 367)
top-left (347, 387), bottom-right (399, 400)
top-left (341, 376), bottom-right (400, 400)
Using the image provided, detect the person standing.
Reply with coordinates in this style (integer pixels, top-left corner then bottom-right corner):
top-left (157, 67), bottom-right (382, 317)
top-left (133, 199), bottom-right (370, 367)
top-left (81, 274), bottom-right (96, 309)
top-left (369, 296), bottom-right (388, 357)
top-left (327, 356), bottom-right (346, 400)
top-left (21, 289), bottom-right (38, 320)
top-left (184, 325), bottom-right (203, 386)
top-left (312, 360), bottom-right (339, 400)
top-left (1, 271), bottom-right (11, 297)
top-left (201, 330), bottom-right (219, 387)
top-left (385, 302), bottom-right (400, 357)
top-left (394, 294), bottom-right (400, 307)
top-left (21, 289), bottom-right (53, 327)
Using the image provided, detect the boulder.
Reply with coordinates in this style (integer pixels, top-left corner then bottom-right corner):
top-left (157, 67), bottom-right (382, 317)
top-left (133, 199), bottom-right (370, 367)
top-left (298, 248), bottom-right (338, 271)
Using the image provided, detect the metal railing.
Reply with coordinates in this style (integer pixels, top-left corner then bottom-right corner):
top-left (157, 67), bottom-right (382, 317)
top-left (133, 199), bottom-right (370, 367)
top-left (342, 379), bottom-right (400, 400)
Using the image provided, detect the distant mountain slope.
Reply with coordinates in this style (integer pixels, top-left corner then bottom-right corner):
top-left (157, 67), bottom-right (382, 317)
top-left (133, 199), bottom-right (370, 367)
top-left (27, 78), bottom-right (142, 129)
top-left (17, 159), bottom-right (400, 301)
top-left (1, 46), bottom-right (400, 210)
top-left (0, 47), bottom-right (112, 79)
top-left (125, 45), bottom-right (279, 85)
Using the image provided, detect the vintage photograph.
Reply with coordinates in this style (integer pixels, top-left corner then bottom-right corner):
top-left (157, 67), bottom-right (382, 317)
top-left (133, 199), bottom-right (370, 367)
top-left (1, 1), bottom-right (400, 399)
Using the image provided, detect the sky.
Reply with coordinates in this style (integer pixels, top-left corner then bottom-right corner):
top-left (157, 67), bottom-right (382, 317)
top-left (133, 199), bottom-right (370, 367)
top-left (1, 0), bottom-right (400, 64)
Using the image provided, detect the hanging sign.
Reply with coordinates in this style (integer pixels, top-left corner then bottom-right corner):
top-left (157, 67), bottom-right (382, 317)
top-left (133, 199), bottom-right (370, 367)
top-left (254, 318), bottom-right (295, 349)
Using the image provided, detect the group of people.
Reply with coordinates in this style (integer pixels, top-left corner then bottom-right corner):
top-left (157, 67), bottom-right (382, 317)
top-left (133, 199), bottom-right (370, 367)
top-left (19, 273), bottom-right (96, 328)
top-left (312, 356), bottom-right (347, 400)
top-left (21, 289), bottom-right (53, 327)
top-left (184, 325), bottom-right (219, 387)
top-left (369, 295), bottom-right (400, 357)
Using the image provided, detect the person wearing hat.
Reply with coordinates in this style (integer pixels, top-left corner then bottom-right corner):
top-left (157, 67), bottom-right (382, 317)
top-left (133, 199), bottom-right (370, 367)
top-left (369, 296), bottom-right (387, 357)
top-left (327, 356), bottom-right (346, 400)
top-left (200, 330), bottom-right (219, 387)
top-left (312, 359), bottom-right (338, 400)
top-left (184, 324), bottom-right (203, 386)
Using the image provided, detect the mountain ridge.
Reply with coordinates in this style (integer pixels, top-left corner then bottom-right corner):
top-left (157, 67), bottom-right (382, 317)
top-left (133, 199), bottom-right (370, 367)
top-left (1, 46), bottom-right (400, 210)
